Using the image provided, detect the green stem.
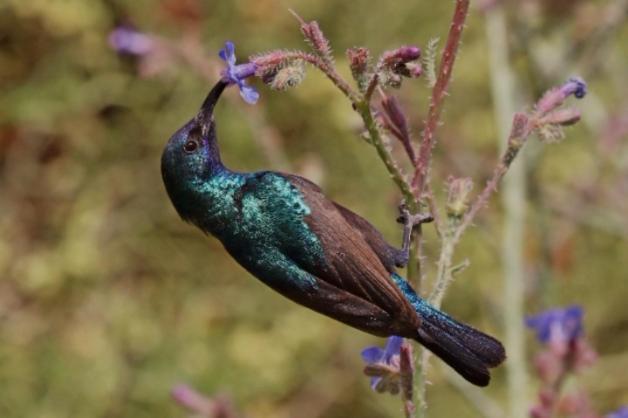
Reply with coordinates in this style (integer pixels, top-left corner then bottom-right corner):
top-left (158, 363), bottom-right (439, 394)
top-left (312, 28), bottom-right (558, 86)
top-left (485, 6), bottom-right (528, 418)
top-left (354, 101), bottom-right (417, 212)
top-left (354, 97), bottom-right (427, 418)
top-left (428, 225), bottom-right (456, 308)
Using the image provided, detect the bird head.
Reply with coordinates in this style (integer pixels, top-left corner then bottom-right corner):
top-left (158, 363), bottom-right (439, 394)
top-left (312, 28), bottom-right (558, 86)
top-left (161, 81), bottom-right (227, 219)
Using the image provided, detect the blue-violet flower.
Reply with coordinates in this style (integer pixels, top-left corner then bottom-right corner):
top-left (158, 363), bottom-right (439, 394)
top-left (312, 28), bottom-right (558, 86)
top-left (608, 407), bottom-right (628, 418)
top-left (560, 77), bottom-right (587, 99)
top-left (526, 305), bottom-right (583, 345)
top-left (108, 27), bottom-right (155, 56)
top-left (537, 77), bottom-right (587, 114)
top-left (361, 336), bottom-right (403, 393)
top-left (219, 41), bottom-right (259, 104)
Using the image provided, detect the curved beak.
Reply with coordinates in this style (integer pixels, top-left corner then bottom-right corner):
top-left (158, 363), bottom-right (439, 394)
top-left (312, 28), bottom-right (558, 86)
top-left (195, 80), bottom-right (228, 131)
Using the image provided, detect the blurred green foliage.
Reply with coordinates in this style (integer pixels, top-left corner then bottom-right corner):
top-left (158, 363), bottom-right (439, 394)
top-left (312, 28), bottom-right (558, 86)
top-left (1, 1), bottom-right (627, 417)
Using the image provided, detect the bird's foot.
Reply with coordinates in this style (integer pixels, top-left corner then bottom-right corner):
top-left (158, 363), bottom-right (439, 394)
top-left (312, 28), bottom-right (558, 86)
top-left (394, 203), bottom-right (434, 268)
top-left (396, 203), bottom-right (434, 229)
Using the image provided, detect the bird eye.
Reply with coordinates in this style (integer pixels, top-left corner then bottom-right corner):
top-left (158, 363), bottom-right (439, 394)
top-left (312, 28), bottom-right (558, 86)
top-left (183, 139), bottom-right (199, 153)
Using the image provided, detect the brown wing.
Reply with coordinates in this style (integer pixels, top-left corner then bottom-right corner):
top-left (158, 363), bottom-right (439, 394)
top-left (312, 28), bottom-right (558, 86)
top-left (332, 202), bottom-right (402, 272)
top-left (288, 175), bottom-right (403, 272)
top-left (286, 175), bottom-right (419, 328)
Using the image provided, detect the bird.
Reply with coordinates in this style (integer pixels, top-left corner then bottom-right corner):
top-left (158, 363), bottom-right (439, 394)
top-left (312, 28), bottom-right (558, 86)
top-left (161, 80), bottom-right (506, 386)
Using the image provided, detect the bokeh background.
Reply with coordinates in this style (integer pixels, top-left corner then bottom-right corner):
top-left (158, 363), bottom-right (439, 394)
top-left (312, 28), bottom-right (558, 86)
top-left (1, 0), bottom-right (627, 417)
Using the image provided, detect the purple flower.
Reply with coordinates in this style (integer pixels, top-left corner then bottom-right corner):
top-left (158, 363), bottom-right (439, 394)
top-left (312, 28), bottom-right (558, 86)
top-left (560, 77), bottom-right (587, 99)
top-left (361, 336), bottom-right (403, 392)
top-left (219, 41), bottom-right (259, 105)
top-left (108, 27), bottom-right (155, 56)
top-left (608, 407), bottom-right (628, 418)
top-left (536, 77), bottom-right (587, 114)
top-left (382, 46), bottom-right (422, 64)
top-left (526, 305), bottom-right (583, 345)
top-left (171, 384), bottom-right (213, 415)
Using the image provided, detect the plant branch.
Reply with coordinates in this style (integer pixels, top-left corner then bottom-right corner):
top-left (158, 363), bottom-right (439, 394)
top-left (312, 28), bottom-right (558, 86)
top-left (455, 113), bottom-right (532, 243)
top-left (280, 51), bottom-right (360, 104)
top-left (272, 52), bottom-right (419, 214)
top-left (429, 112), bottom-right (533, 307)
top-left (354, 101), bottom-right (417, 211)
top-left (485, 8), bottom-right (529, 417)
top-left (411, 0), bottom-right (470, 195)
top-left (400, 342), bottom-right (416, 418)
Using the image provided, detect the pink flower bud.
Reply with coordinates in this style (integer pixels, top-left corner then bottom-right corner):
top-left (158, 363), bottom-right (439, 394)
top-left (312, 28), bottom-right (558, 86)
top-left (347, 47), bottom-right (370, 75)
top-left (171, 384), bottom-right (213, 415)
top-left (530, 404), bottom-right (552, 418)
top-left (446, 176), bottom-right (474, 218)
top-left (536, 77), bottom-right (587, 114)
top-left (540, 108), bottom-right (581, 126)
top-left (405, 62), bottom-right (423, 78)
top-left (250, 50), bottom-right (290, 75)
top-left (300, 20), bottom-right (333, 62)
top-left (573, 339), bottom-right (598, 371)
top-left (534, 350), bottom-right (565, 384)
top-left (382, 46), bottom-right (422, 64)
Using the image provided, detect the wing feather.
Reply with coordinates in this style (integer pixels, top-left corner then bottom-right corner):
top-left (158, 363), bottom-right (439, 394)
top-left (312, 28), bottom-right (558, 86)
top-left (286, 175), bottom-right (418, 325)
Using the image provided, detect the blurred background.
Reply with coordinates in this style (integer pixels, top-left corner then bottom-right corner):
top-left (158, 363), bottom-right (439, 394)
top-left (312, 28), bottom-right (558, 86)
top-left (1, 0), bottom-right (627, 417)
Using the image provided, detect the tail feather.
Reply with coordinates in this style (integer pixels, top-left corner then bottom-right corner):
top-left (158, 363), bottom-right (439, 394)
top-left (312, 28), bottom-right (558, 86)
top-left (390, 274), bottom-right (506, 386)
top-left (415, 312), bottom-right (505, 387)
top-left (425, 310), bottom-right (506, 368)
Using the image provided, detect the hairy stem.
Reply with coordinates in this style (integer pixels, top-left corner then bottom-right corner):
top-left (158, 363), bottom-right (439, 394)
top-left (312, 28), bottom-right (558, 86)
top-left (454, 114), bottom-right (531, 242)
top-left (429, 112), bottom-right (532, 308)
top-left (411, 3), bottom-right (470, 415)
top-left (281, 51), bottom-right (360, 103)
top-left (354, 102), bottom-right (417, 212)
top-left (400, 343), bottom-right (416, 418)
top-left (411, 0), bottom-right (470, 194)
top-left (282, 52), bottom-right (418, 216)
top-left (429, 228), bottom-right (456, 308)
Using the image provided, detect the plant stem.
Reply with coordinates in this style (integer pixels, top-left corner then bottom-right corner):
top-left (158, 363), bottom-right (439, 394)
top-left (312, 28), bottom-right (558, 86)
top-left (400, 343), bottom-right (416, 418)
top-left (281, 51), bottom-right (360, 103)
top-left (411, 0), bottom-right (470, 194)
top-left (411, 3), bottom-right (470, 416)
top-left (429, 227), bottom-right (456, 308)
top-left (428, 113), bottom-right (532, 308)
top-left (354, 101), bottom-right (417, 212)
top-left (485, 6), bottom-right (529, 418)
top-left (290, 52), bottom-right (418, 214)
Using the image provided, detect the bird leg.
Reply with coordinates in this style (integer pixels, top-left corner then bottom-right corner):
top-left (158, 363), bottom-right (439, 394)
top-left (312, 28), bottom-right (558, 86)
top-left (394, 204), bottom-right (434, 268)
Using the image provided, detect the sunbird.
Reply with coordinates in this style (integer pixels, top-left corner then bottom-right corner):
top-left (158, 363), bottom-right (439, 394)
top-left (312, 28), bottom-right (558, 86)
top-left (161, 80), bottom-right (505, 386)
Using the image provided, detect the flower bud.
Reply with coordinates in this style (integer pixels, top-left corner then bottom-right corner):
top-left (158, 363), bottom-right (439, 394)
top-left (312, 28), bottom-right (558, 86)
top-left (347, 47), bottom-right (371, 92)
top-left (347, 47), bottom-right (370, 76)
top-left (540, 108), bottom-right (581, 126)
top-left (299, 19), bottom-right (333, 63)
top-left (381, 96), bottom-right (408, 135)
top-left (171, 384), bottom-right (213, 415)
top-left (536, 77), bottom-right (587, 114)
top-left (403, 62), bottom-right (423, 78)
top-left (268, 60), bottom-right (306, 91)
top-left (446, 177), bottom-right (473, 218)
top-left (382, 46), bottom-right (421, 65)
top-left (378, 45), bottom-right (422, 88)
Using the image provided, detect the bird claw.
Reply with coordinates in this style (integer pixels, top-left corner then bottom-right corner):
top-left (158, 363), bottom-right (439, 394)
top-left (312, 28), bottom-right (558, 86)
top-left (396, 203), bottom-right (433, 229)
top-left (394, 252), bottom-right (410, 268)
top-left (394, 203), bottom-right (434, 268)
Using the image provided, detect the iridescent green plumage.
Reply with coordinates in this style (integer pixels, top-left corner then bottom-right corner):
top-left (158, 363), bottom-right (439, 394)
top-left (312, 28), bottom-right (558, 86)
top-left (161, 81), bottom-right (505, 386)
